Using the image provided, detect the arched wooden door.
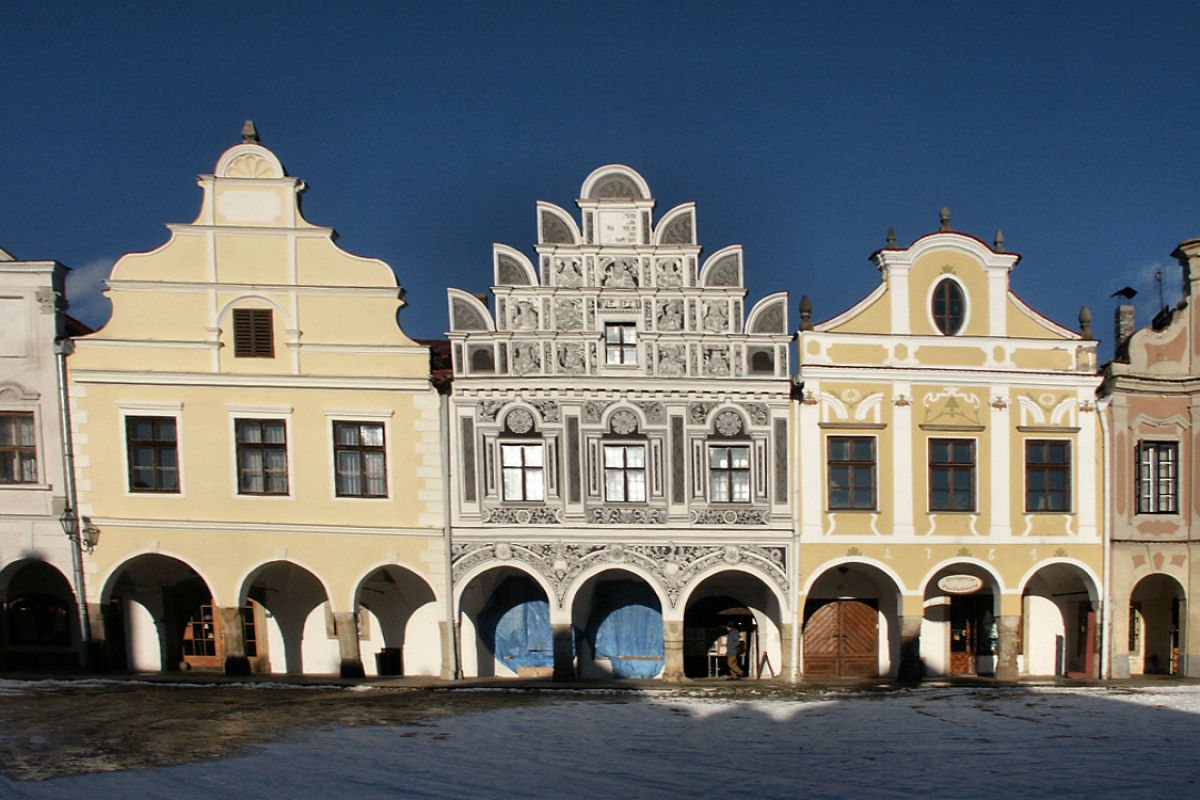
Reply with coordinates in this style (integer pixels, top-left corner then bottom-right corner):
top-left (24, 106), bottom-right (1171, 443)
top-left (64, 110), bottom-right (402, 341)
top-left (804, 600), bottom-right (878, 677)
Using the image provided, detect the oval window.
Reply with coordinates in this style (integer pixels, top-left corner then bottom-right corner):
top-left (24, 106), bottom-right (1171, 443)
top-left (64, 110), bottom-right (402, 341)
top-left (932, 279), bottom-right (965, 335)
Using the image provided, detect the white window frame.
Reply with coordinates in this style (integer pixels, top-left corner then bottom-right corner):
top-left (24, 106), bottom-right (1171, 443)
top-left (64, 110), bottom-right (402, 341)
top-left (1137, 440), bottom-right (1179, 514)
top-left (708, 443), bottom-right (751, 504)
top-left (500, 442), bottom-right (545, 502)
top-left (603, 443), bottom-right (647, 502)
top-left (604, 322), bottom-right (638, 366)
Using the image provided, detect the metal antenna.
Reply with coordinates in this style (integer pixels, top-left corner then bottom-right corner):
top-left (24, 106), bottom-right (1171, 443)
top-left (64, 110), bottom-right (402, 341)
top-left (1155, 269), bottom-right (1165, 309)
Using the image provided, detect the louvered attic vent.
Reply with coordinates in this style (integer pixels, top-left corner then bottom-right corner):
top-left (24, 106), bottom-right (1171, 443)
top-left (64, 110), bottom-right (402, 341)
top-left (232, 308), bottom-right (274, 358)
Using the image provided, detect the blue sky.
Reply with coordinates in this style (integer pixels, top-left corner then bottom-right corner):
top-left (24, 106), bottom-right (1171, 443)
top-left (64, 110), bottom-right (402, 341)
top-left (3, 2), bottom-right (1198, 359)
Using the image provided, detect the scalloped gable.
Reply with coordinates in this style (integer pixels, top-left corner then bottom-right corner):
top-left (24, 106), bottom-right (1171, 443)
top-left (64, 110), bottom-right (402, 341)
top-left (447, 288), bottom-right (494, 332)
top-left (494, 244), bottom-right (536, 287)
top-left (579, 164), bottom-right (651, 201)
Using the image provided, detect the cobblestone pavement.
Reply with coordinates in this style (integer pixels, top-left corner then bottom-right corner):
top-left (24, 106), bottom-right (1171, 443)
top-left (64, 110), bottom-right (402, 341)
top-left (0, 673), bottom-right (1193, 781)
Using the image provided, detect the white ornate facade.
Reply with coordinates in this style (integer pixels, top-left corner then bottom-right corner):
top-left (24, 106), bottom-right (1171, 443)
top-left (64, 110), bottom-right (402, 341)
top-left (446, 165), bottom-right (792, 680)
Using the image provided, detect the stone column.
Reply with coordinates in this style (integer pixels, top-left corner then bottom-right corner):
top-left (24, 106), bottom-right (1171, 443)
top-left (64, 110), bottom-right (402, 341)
top-left (995, 615), bottom-right (1020, 681)
top-left (552, 622), bottom-right (576, 681)
top-left (218, 606), bottom-right (250, 676)
top-left (86, 601), bottom-right (108, 671)
top-left (333, 611), bottom-right (365, 678)
top-left (661, 620), bottom-right (684, 682)
top-left (778, 622), bottom-right (795, 681)
top-left (898, 615), bottom-right (924, 682)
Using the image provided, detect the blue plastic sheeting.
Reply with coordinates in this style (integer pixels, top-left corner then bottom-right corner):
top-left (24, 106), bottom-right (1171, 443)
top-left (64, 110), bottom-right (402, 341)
top-left (477, 576), bottom-right (555, 673)
top-left (584, 580), bottom-right (664, 678)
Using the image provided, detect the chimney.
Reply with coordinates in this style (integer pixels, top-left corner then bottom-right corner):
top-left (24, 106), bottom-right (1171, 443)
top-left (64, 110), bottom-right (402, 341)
top-left (1115, 304), bottom-right (1135, 348)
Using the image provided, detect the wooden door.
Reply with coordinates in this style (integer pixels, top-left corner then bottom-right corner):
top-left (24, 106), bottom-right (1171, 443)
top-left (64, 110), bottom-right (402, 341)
top-left (804, 600), bottom-right (878, 678)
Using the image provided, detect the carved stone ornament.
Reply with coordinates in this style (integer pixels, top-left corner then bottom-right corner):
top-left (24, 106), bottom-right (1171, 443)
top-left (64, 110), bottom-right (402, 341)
top-left (656, 300), bottom-right (684, 331)
top-left (451, 541), bottom-right (788, 608)
top-left (599, 257), bottom-right (639, 288)
top-left (750, 301), bottom-right (784, 334)
top-left (702, 301), bottom-right (729, 333)
top-left (497, 254), bottom-right (531, 286)
top-left (633, 401), bottom-right (666, 424)
top-left (738, 402), bottom-right (769, 426)
top-left (703, 347), bottom-right (731, 376)
top-left (541, 211), bottom-right (574, 245)
top-left (478, 400), bottom-right (506, 421)
top-left (706, 254), bottom-right (740, 287)
top-left (529, 400), bottom-right (560, 423)
top-left (555, 257), bottom-right (583, 287)
top-left (689, 508), bottom-right (769, 526)
top-left (689, 402), bottom-right (717, 425)
top-left (512, 342), bottom-right (542, 375)
top-left (657, 345), bottom-right (687, 377)
top-left (505, 408), bottom-right (535, 434)
top-left (714, 410), bottom-right (743, 436)
top-left (609, 409), bottom-right (639, 435)
top-left (512, 301), bottom-right (539, 331)
top-left (481, 507), bottom-right (563, 525)
top-left (589, 506), bottom-right (665, 525)
top-left (554, 298), bottom-right (583, 330)
top-left (557, 343), bottom-right (586, 374)
top-left (656, 259), bottom-right (684, 288)
top-left (659, 215), bottom-right (693, 245)
top-left (584, 400), bottom-right (613, 423)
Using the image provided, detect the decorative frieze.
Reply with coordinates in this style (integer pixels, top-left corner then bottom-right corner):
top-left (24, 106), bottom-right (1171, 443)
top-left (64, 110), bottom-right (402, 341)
top-left (481, 506), bottom-right (562, 525)
top-left (689, 508), bottom-right (769, 526)
top-left (589, 506), bottom-right (667, 525)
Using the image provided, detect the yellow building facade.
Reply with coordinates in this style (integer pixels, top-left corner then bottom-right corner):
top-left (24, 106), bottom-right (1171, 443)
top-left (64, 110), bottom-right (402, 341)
top-left (795, 221), bottom-right (1103, 679)
top-left (68, 128), bottom-right (449, 677)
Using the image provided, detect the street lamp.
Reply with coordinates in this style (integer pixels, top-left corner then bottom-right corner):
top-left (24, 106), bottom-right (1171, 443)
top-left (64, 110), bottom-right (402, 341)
top-left (59, 505), bottom-right (94, 668)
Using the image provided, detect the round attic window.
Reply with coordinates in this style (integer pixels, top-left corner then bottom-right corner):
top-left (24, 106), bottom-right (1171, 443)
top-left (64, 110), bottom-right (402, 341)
top-left (932, 279), bottom-right (965, 335)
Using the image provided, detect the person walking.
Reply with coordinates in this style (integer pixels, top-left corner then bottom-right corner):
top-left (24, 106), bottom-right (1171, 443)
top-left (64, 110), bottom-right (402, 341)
top-left (725, 623), bottom-right (744, 680)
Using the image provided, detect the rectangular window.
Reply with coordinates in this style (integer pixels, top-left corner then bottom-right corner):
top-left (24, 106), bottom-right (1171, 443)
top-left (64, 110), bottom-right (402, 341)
top-left (605, 323), bottom-right (637, 365)
top-left (0, 411), bottom-right (37, 483)
top-left (236, 419), bottom-right (288, 495)
top-left (604, 444), bottom-right (646, 502)
top-left (1137, 441), bottom-right (1178, 514)
top-left (126, 416), bottom-right (179, 493)
top-left (828, 436), bottom-right (876, 510)
top-left (501, 443), bottom-right (545, 501)
top-left (1025, 440), bottom-right (1071, 512)
top-left (334, 421), bottom-right (386, 497)
top-left (233, 308), bottom-right (274, 358)
top-left (709, 445), bottom-right (750, 502)
top-left (929, 438), bottom-right (974, 512)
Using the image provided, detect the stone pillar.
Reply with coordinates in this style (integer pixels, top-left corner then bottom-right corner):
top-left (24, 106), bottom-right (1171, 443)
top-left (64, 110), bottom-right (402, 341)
top-left (439, 619), bottom-right (455, 680)
top-left (87, 602), bottom-right (109, 672)
top-left (333, 611), bottom-right (365, 678)
top-left (552, 622), bottom-right (576, 681)
top-left (218, 606), bottom-right (250, 676)
top-left (898, 615), bottom-right (924, 682)
top-left (778, 622), bottom-right (795, 681)
top-left (995, 615), bottom-right (1020, 681)
top-left (661, 620), bottom-right (684, 682)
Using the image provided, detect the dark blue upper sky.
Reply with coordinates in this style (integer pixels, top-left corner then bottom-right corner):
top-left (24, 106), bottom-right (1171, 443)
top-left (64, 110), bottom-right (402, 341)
top-left (3, 2), bottom-right (1198, 359)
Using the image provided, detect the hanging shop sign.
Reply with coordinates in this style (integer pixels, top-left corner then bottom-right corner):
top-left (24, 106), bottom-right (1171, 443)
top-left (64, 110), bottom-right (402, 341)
top-left (938, 574), bottom-right (984, 595)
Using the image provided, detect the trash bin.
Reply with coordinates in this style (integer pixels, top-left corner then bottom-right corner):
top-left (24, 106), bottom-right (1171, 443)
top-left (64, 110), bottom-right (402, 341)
top-left (375, 647), bottom-right (403, 676)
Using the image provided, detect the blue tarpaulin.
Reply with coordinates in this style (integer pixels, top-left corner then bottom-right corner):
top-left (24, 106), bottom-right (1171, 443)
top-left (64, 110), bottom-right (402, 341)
top-left (478, 576), bottom-right (554, 673)
top-left (584, 580), bottom-right (664, 678)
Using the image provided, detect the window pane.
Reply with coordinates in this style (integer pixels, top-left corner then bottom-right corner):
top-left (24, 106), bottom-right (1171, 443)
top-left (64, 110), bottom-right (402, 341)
top-left (20, 454), bottom-right (38, 482)
top-left (953, 442), bottom-right (972, 463)
top-left (605, 470), bottom-right (625, 500)
top-left (525, 468), bottom-right (545, 501)
top-left (711, 476), bottom-right (730, 503)
top-left (851, 439), bottom-right (872, 461)
top-left (954, 491), bottom-right (973, 511)
top-left (523, 445), bottom-right (543, 467)
top-left (731, 447), bottom-right (750, 468)
top-left (264, 423), bottom-right (286, 444)
top-left (155, 420), bottom-right (176, 441)
top-left (710, 447), bottom-right (729, 469)
top-left (731, 472), bottom-right (750, 502)
top-left (501, 445), bottom-right (522, 467)
top-left (930, 469), bottom-right (949, 490)
top-left (828, 438), bottom-right (848, 461)
top-left (360, 425), bottom-right (384, 447)
top-left (159, 469), bottom-right (178, 492)
top-left (853, 487), bottom-right (872, 508)
top-left (930, 441), bottom-right (949, 462)
top-left (130, 419), bottom-right (154, 440)
top-left (17, 416), bottom-right (36, 446)
top-left (626, 471), bottom-right (646, 502)
top-left (625, 446), bottom-right (645, 468)
top-left (238, 422), bottom-right (262, 443)
top-left (503, 468), bottom-right (524, 500)
top-left (336, 425), bottom-right (359, 446)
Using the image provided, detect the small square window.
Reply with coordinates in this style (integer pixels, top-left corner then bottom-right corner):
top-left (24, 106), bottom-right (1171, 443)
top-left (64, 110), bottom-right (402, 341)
top-left (709, 445), bottom-right (751, 503)
top-left (236, 419), bottom-right (288, 495)
top-left (126, 416), bottom-right (179, 493)
top-left (501, 443), bottom-right (544, 501)
top-left (828, 436), bottom-right (875, 510)
top-left (0, 411), bottom-right (37, 483)
top-left (334, 421), bottom-right (386, 497)
top-left (233, 308), bottom-right (274, 358)
top-left (605, 323), bottom-right (637, 365)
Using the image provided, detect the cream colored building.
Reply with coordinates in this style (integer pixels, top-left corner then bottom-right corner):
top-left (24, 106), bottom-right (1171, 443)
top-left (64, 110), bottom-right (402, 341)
top-left (68, 126), bottom-right (449, 676)
top-left (795, 218), bottom-right (1103, 679)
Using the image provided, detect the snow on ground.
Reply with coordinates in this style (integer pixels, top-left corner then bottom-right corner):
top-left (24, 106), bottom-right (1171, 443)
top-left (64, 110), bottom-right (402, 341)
top-left (3, 685), bottom-right (1200, 799)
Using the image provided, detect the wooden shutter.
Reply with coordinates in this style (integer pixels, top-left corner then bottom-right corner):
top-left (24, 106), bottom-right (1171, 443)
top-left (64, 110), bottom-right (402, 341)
top-left (233, 309), bottom-right (274, 358)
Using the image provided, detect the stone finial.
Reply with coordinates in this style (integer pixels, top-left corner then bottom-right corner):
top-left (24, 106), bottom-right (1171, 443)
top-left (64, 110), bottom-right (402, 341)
top-left (799, 295), bottom-right (814, 331)
top-left (1078, 306), bottom-right (1092, 339)
top-left (939, 207), bottom-right (951, 231)
top-left (994, 229), bottom-right (1005, 252)
top-left (241, 120), bottom-right (260, 143)
top-left (886, 227), bottom-right (896, 248)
